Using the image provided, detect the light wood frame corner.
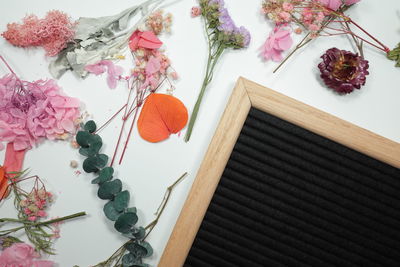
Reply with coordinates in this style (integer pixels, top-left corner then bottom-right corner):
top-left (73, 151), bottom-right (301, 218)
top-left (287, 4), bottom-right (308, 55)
top-left (159, 77), bottom-right (400, 267)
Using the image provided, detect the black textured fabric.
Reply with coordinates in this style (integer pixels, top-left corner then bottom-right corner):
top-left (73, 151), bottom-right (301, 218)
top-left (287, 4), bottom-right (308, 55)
top-left (184, 108), bottom-right (400, 267)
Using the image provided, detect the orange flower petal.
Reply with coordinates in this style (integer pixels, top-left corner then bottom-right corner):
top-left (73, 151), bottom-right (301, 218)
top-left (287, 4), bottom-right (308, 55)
top-left (0, 166), bottom-right (8, 200)
top-left (138, 94), bottom-right (188, 143)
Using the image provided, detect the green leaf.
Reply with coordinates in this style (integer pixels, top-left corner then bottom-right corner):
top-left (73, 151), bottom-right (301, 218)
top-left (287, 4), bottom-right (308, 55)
top-left (82, 154), bottom-right (108, 173)
top-left (103, 201), bottom-right (122, 221)
top-left (84, 120), bottom-right (97, 133)
top-left (125, 241), bottom-right (152, 259)
top-left (98, 179), bottom-right (122, 200)
top-left (115, 212), bottom-right (138, 233)
top-left (126, 207), bottom-right (137, 214)
top-left (96, 154), bottom-right (109, 168)
top-left (122, 253), bottom-right (139, 267)
top-left (123, 227), bottom-right (145, 240)
top-left (83, 156), bottom-right (99, 173)
top-left (92, 167), bottom-right (114, 184)
top-left (114, 190), bottom-right (130, 212)
top-left (132, 264), bottom-right (149, 267)
top-left (76, 131), bottom-right (92, 148)
top-left (139, 241), bottom-right (153, 258)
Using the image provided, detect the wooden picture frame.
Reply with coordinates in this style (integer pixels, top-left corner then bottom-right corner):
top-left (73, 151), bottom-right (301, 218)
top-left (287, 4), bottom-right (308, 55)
top-left (159, 77), bottom-right (400, 267)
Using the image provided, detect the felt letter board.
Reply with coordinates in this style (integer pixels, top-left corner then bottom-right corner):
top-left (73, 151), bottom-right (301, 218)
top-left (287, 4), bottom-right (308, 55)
top-left (159, 78), bottom-right (400, 267)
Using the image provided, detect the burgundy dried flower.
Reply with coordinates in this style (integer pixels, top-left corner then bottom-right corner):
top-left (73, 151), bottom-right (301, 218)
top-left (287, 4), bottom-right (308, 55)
top-left (318, 47), bottom-right (369, 94)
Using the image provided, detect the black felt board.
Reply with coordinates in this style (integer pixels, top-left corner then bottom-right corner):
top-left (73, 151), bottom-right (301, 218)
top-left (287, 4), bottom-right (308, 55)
top-left (184, 107), bottom-right (400, 267)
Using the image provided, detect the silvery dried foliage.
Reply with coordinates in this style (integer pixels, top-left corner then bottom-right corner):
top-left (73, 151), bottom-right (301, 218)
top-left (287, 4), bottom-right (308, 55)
top-left (49, 0), bottom-right (164, 79)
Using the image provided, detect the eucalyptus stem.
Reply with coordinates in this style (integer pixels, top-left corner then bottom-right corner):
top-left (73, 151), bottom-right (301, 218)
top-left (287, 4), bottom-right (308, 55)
top-left (144, 172), bottom-right (188, 239)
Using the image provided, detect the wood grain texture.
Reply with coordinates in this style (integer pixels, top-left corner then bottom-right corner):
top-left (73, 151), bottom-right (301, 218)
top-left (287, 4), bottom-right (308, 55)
top-left (159, 77), bottom-right (400, 267)
top-left (242, 78), bottom-right (400, 169)
top-left (158, 78), bottom-right (251, 267)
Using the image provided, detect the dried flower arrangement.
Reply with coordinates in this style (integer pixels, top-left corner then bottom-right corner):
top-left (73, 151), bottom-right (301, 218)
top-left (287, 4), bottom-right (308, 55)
top-left (260, 0), bottom-right (399, 94)
top-left (185, 0), bottom-right (251, 141)
top-left (0, 169), bottom-right (86, 266)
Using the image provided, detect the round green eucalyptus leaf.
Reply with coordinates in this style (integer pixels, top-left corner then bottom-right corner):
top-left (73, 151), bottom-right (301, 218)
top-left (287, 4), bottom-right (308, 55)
top-left (122, 253), bottom-right (139, 267)
top-left (126, 207), bottom-right (137, 213)
top-left (83, 156), bottom-right (99, 173)
top-left (96, 154), bottom-right (109, 168)
top-left (84, 120), bottom-right (97, 133)
top-left (79, 147), bottom-right (90, 157)
top-left (139, 241), bottom-right (153, 258)
top-left (114, 190), bottom-right (130, 212)
top-left (123, 226), bottom-right (145, 240)
top-left (98, 179), bottom-right (122, 200)
top-left (103, 201), bottom-right (121, 221)
top-left (76, 131), bottom-right (91, 148)
top-left (115, 212), bottom-right (138, 233)
top-left (92, 167), bottom-right (114, 184)
top-left (125, 241), bottom-right (152, 258)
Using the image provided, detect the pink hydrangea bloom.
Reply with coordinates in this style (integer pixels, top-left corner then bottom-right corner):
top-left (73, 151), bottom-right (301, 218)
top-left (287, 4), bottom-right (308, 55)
top-left (260, 27), bottom-right (293, 62)
top-left (1, 10), bottom-right (76, 56)
top-left (0, 74), bottom-right (81, 151)
top-left (0, 242), bottom-right (54, 267)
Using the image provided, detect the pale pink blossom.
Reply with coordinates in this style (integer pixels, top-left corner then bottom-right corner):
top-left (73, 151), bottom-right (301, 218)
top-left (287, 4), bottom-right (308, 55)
top-left (85, 60), bottom-right (124, 89)
top-left (0, 243), bottom-right (54, 267)
top-left (260, 27), bottom-right (293, 62)
top-left (191, 7), bottom-right (202, 17)
top-left (282, 2), bottom-right (294, 12)
top-left (318, 0), bottom-right (342, 10)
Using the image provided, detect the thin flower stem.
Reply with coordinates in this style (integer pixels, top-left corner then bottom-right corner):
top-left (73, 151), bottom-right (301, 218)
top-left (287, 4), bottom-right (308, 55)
top-left (110, 89), bottom-right (134, 166)
top-left (273, 33), bottom-right (311, 73)
top-left (0, 212), bottom-right (86, 236)
top-left (184, 41), bottom-right (225, 142)
top-left (118, 103), bottom-right (140, 165)
top-left (0, 55), bottom-right (16, 75)
top-left (144, 172), bottom-right (187, 239)
top-left (349, 19), bottom-right (390, 53)
top-left (95, 104), bottom-right (128, 134)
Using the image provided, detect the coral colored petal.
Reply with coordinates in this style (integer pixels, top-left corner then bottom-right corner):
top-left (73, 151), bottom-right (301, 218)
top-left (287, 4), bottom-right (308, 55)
top-left (0, 166), bottom-right (7, 200)
top-left (138, 94), bottom-right (188, 143)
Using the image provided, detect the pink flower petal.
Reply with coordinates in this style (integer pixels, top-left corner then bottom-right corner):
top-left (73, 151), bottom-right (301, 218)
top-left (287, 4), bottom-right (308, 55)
top-left (85, 63), bottom-right (106, 75)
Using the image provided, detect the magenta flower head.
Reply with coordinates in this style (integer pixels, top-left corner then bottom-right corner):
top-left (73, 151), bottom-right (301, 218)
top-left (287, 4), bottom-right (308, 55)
top-left (318, 47), bottom-right (369, 94)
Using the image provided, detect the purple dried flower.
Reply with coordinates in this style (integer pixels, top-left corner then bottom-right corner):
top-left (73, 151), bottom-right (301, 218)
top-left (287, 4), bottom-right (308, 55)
top-left (318, 47), bottom-right (369, 94)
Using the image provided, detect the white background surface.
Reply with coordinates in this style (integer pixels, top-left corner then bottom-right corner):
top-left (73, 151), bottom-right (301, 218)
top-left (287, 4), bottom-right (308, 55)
top-left (0, 0), bottom-right (399, 266)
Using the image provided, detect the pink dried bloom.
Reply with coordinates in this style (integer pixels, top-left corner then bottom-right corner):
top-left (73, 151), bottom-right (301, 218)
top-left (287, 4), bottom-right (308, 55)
top-left (145, 10), bottom-right (173, 35)
top-left (318, 47), bottom-right (369, 94)
top-left (0, 74), bottom-right (81, 151)
top-left (260, 26), bottom-right (293, 62)
top-left (0, 242), bottom-right (54, 266)
top-left (191, 7), bottom-right (202, 17)
top-left (85, 60), bottom-right (124, 89)
top-left (2, 10), bottom-right (76, 56)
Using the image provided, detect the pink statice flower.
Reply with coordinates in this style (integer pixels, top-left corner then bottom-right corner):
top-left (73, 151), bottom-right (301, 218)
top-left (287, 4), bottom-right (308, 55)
top-left (1, 10), bottom-right (76, 56)
top-left (85, 60), bottom-right (124, 89)
top-left (0, 242), bottom-right (54, 267)
top-left (0, 74), bottom-right (81, 151)
top-left (260, 26), bottom-right (293, 62)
